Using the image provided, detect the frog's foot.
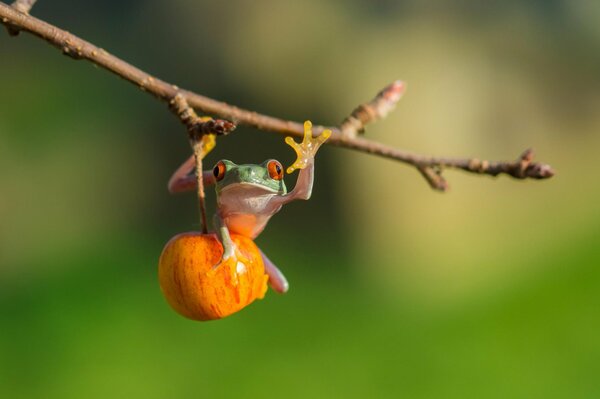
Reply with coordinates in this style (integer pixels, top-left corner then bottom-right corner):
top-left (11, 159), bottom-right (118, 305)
top-left (208, 256), bottom-right (238, 286)
top-left (285, 120), bottom-right (331, 174)
top-left (198, 129), bottom-right (216, 156)
top-left (208, 246), bottom-right (250, 287)
top-left (260, 249), bottom-right (289, 294)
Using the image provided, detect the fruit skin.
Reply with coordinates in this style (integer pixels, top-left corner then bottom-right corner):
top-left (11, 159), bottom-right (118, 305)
top-left (158, 232), bottom-right (268, 321)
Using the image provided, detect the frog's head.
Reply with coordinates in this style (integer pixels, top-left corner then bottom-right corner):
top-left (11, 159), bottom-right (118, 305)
top-left (212, 159), bottom-right (287, 195)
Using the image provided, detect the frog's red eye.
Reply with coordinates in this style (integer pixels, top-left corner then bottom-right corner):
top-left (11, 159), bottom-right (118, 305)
top-left (267, 160), bottom-right (284, 181)
top-left (213, 161), bottom-right (226, 181)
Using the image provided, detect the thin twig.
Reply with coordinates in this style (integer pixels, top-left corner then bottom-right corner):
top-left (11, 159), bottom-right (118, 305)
top-left (169, 95), bottom-right (210, 234)
top-left (169, 93), bottom-right (236, 140)
top-left (11, 0), bottom-right (35, 13)
top-left (167, 94), bottom-right (234, 229)
top-left (192, 143), bottom-right (208, 234)
top-left (169, 94), bottom-right (237, 233)
top-left (4, 0), bottom-right (35, 35)
top-left (0, 2), bottom-right (555, 191)
top-left (417, 166), bottom-right (448, 192)
top-left (340, 80), bottom-right (405, 138)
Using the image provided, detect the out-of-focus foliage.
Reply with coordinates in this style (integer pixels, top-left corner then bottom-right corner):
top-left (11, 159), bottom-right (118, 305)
top-left (0, 1), bottom-right (598, 398)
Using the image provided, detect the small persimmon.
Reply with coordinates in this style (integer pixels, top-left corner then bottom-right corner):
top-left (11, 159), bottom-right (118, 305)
top-left (158, 232), bottom-right (268, 321)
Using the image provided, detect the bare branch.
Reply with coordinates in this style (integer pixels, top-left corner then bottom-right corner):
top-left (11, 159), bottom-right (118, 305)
top-left (434, 149), bottom-right (555, 180)
top-left (11, 0), bottom-right (36, 14)
top-left (169, 94), bottom-right (237, 234)
top-left (340, 80), bottom-right (405, 138)
top-left (0, 2), bottom-right (555, 190)
top-left (417, 166), bottom-right (448, 192)
top-left (4, 0), bottom-right (36, 35)
top-left (169, 93), bottom-right (236, 141)
top-left (192, 140), bottom-right (209, 235)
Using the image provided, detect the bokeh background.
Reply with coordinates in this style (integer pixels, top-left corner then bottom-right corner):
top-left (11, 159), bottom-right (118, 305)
top-left (1, 1), bottom-right (599, 398)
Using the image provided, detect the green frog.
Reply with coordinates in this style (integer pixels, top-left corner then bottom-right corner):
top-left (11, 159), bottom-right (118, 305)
top-left (168, 121), bottom-right (331, 293)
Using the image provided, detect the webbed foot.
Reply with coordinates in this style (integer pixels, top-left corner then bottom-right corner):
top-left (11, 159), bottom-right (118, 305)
top-left (285, 121), bottom-right (331, 174)
top-left (208, 245), bottom-right (250, 287)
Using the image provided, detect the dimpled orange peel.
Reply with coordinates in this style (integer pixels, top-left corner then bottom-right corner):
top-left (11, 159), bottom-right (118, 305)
top-left (158, 233), bottom-right (268, 321)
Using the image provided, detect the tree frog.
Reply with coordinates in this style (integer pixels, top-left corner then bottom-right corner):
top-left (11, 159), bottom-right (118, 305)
top-left (168, 121), bottom-right (331, 293)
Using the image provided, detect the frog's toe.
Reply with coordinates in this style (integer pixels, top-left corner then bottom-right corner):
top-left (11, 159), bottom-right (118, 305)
top-left (285, 120), bottom-right (331, 174)
top-left (208, 256), bottom-right (240, 286)
top-left (260, 249), bottom-right (289, 294)
top-left (234, 247), bottom-right (251, 266)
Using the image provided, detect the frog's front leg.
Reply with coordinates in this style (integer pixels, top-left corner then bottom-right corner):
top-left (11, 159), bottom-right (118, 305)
top-left (278, 121), bottom-right (331, 204)
top-left (213, 215), bottom-right (288, 293)
top-left (260, 249), bottom-right (289, 293)
top-left (210, 214), bottom-right (250, 286)
top-left (214, 213), bottom-right (235, 260)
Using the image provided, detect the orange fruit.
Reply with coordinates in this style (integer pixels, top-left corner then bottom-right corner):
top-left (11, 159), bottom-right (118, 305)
top-left (158, 232), bottom-right (268, 321)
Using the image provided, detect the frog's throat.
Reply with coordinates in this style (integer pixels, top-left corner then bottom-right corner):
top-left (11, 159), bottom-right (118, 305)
top-left (218, 182), bottom-right (282, 195)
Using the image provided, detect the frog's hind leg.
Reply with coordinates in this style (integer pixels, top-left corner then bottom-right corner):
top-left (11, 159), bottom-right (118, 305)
top-left (260, 249), bottom-right (289, 294)
top-left (167, 155), bottom-right (216, 194)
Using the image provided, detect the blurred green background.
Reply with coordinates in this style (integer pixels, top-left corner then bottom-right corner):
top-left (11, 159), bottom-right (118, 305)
top-left (1, 1), bottom-right (599, 398)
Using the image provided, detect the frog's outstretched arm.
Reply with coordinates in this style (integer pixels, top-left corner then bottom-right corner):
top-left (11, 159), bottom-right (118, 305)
top-left (260, 249), bottom-right (289, 293)
top-left (280, 159), bottom-right (315, 202)
top-left (276, 121), bottom-right (331, 205)
top-left (168, 154), bottom-right (216, 194)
